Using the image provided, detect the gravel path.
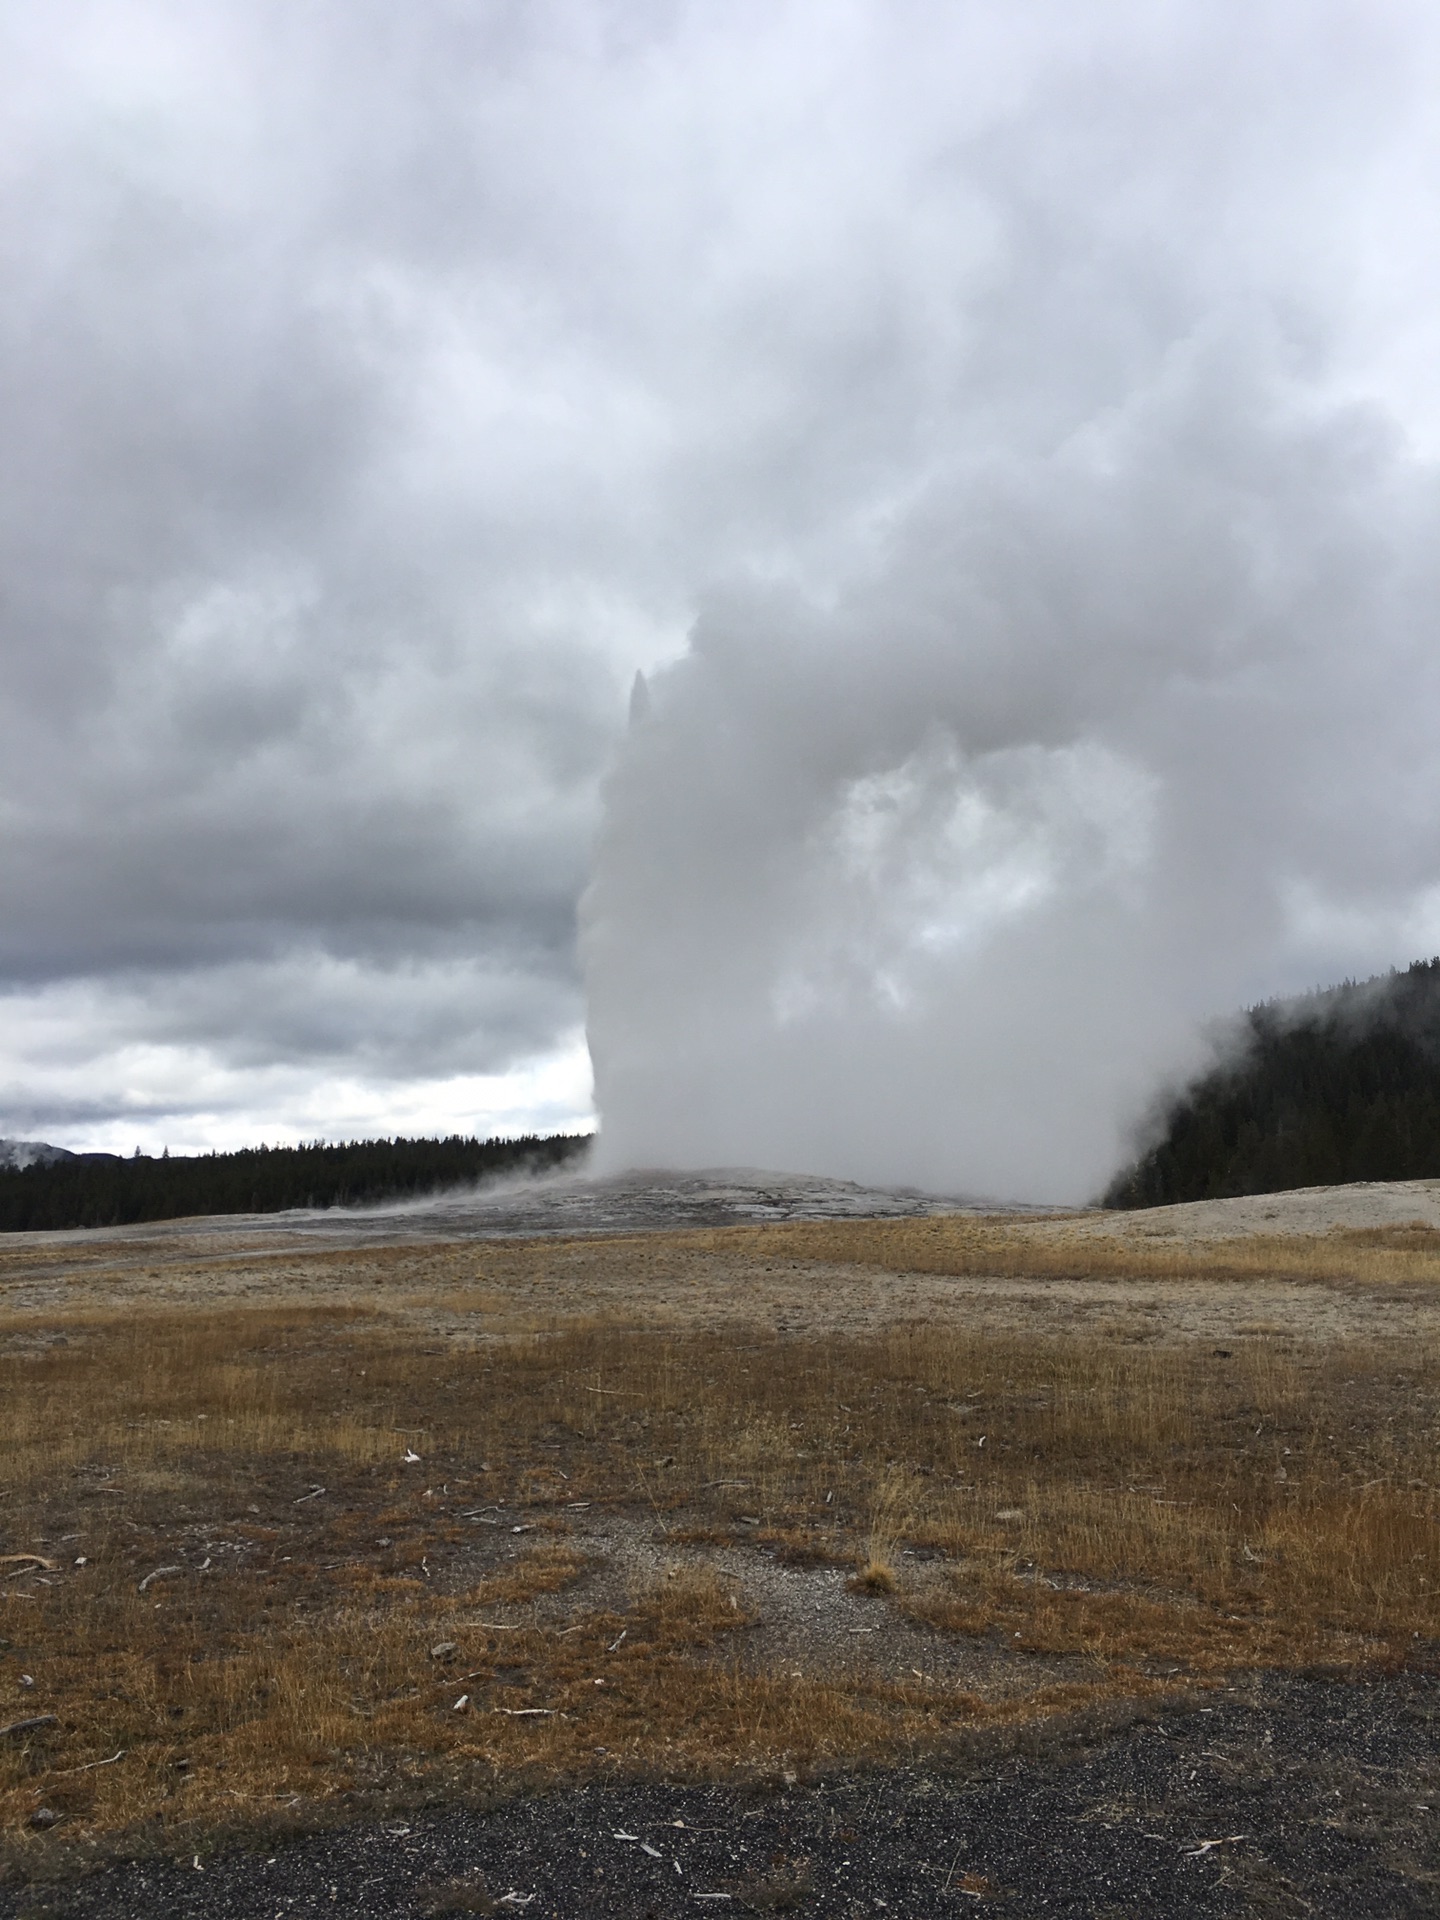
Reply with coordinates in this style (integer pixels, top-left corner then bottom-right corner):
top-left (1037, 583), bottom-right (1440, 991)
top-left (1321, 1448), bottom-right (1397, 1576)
top-left (6, 1674), bottom-right (1435, 1918)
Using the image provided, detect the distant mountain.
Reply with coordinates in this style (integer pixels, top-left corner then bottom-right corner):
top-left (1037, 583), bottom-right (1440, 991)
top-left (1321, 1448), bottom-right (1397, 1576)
top-left (0, 1137), bottom-right (78, 1171)
top-left (1106, 958), bottom-right (1440, 1207)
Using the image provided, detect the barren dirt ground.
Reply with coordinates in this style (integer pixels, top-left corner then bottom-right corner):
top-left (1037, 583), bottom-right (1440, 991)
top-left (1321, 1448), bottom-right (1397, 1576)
top-left (1, 1171), bottom-right (1437, 1916)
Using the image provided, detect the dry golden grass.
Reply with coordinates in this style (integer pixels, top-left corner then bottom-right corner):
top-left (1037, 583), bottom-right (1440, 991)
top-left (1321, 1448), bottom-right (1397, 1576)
top-left (1, 1221), bottom-right (1437, 1861)
top-left (679, 1213), bottom-right (1440, 1289)
top-left (12, 1212), bottom-right (1440, 1335)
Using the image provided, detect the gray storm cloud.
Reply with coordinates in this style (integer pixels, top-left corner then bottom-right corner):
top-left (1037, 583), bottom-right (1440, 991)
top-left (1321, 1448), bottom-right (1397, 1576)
top-left (3, 1), bottom-right (1439, 1161)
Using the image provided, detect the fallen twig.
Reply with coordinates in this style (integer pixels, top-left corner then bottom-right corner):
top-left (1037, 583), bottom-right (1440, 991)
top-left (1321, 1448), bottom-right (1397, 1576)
top-left (57, 1748), bottom-right (126, 1775)
top-left (138, 1565), bottom-right (183, 1592)
top-left (1185, 1835), bottom-right (1248, 1857)
top-left (0, 1715), bottom-right (58, 1738)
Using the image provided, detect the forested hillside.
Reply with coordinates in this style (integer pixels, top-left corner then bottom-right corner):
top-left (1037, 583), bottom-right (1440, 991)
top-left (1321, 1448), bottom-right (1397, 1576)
top-left (1106, 959), bottom-right (1440, 1207)
top-left (0, 1131), bottom-right (590, 1232)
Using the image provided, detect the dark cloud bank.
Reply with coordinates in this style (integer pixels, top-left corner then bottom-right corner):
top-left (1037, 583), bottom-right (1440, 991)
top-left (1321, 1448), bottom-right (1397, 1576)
top-left (3, 3), bottom-right (1439, 1190)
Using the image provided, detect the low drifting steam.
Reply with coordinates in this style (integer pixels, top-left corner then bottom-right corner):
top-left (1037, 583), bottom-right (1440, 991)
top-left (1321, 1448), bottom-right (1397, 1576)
top-left (583, 335), bottom-right (1440, 1203)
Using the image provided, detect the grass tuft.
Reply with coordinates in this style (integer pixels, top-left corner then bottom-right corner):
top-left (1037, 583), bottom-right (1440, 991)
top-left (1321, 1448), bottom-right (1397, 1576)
top-left (847, 1561), bottom-right (898, 1595)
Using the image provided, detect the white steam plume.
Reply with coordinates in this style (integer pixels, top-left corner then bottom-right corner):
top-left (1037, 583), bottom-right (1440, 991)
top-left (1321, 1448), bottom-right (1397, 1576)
top-left (581, 8), bottom-right (1440, 1205)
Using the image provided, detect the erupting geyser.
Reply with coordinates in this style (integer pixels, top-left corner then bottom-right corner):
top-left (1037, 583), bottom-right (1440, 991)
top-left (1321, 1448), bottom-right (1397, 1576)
top-left (583, 350), bottom-right (1440, 1203)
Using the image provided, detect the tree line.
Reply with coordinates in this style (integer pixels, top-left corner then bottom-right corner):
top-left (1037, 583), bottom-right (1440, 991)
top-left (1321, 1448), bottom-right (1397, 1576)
top-left (0, 1131), bottom-right (591, 1232)
top-left (1105, 958), bottom-right (1440, 1207)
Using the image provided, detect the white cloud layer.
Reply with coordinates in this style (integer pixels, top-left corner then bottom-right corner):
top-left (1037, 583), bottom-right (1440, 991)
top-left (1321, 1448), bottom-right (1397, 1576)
top-left (0, 967), bottom-right (593, 1155)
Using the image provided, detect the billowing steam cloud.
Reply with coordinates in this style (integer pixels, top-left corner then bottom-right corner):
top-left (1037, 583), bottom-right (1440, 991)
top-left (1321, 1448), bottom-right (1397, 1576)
top-left (583, 17), bottom-right (1440, 1202)
top-left (584, 364), bottom-right (1440, 1201)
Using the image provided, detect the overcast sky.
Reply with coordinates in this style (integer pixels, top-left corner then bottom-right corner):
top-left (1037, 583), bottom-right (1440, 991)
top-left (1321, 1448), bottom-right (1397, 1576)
top-left (3, 3), bottom-right (1439, 1166)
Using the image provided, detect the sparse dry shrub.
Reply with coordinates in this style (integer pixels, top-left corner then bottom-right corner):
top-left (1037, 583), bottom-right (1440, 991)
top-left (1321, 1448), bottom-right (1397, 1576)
top-left (847, 1559), bottom-right (897, 1595)
top-left (631, 1563), bottom-right (753, 1642)
top-left (462, 1544), bottom-right (589, 1608)
top-left (850, 1464), bottom-right (920, 1594)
